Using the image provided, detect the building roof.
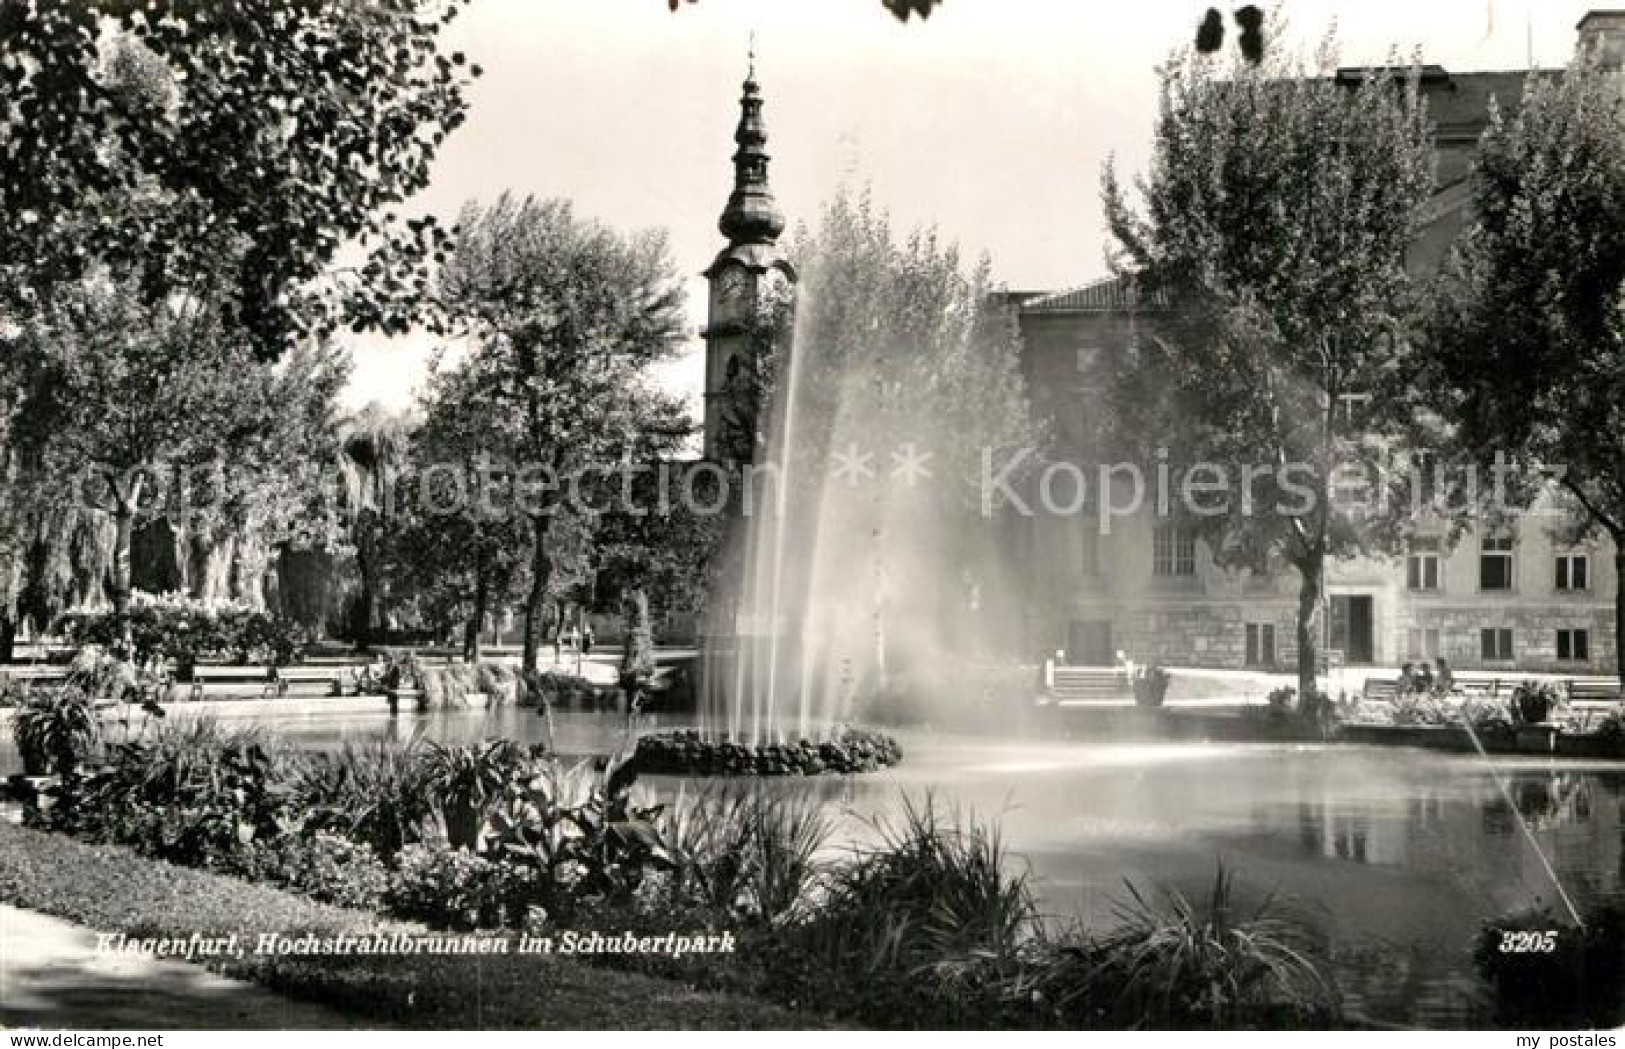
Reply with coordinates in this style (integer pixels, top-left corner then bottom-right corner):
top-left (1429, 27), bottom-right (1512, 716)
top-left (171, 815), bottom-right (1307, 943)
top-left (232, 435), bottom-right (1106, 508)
top-left (1020, 276), bottom-right (1149, 314)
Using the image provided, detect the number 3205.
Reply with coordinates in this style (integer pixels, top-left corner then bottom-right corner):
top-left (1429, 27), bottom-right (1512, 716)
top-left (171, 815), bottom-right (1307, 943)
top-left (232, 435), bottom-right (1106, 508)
top-left (1500, 930), bottom-right (1559, 953)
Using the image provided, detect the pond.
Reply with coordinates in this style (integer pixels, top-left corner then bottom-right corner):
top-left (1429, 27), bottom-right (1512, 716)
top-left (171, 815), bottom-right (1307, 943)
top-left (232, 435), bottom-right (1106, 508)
top-left (10, 703), bottom-right (1625, 1028)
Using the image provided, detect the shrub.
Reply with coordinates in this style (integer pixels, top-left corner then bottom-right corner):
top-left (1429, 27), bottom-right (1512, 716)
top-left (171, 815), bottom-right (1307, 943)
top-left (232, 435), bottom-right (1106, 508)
top-left (519, 669), bottom-right (604, 709)
top-left (474, 662), bottom-right (522, 705)
top-left (483, 753), bottom-right (675, 921)
top-left (1460, 696), bottom-right (1514, 732)
top-left (420, 664), bottom-right (480, 709)
top-left (632, 727), bottom-right (903, 777)
top-left (1390, 693), bottom-right (1450, 727)
top-left (420, 739), bottom-right (523, 850)
top-left (37, 719), bottom-right (291, 870)
top-left (385, 844), bottom-right (531, 931)
top-left (56, 591), bottom-right (309, 668)
top-left (1582, 710), bottom-right (1625, 743)
top-left (243, 831), bottom-right (392, 911)
top-left (1474, 903), bottom-right (1625, 1029)
top-left (1078, 863), bottom-right (1340, 1028)
top-left (663, 784), bottom-right (831, 925)
top-left (1512, 681), bottom-right (1563, 725)
top-left (0, 674), bottom-right (27, 708)
top-left (11, 682), bottom-right (100, 776)
top-left (779, 796), bottom-right (1038, 1027)
top-left (288, 737), bottom-right (435, 860)
top-left (1247, 687), bottom-right (1332, 730)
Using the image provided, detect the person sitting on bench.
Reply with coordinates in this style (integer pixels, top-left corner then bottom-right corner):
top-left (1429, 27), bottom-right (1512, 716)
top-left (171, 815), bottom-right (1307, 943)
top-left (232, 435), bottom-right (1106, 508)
top-left (1431, 657), bottom-right (1453, 697)
top-left (1396, 663), bottom-right (1416, 695)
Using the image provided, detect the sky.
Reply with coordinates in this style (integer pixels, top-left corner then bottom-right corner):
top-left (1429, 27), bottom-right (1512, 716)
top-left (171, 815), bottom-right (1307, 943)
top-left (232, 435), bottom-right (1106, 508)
top-left (342, 0), bottom-right (1603, 413)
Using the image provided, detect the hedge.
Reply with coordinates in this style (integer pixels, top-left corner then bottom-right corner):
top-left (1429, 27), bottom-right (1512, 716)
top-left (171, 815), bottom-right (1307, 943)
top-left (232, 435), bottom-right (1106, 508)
top-left (0, 821), bottom-right (816, 1030)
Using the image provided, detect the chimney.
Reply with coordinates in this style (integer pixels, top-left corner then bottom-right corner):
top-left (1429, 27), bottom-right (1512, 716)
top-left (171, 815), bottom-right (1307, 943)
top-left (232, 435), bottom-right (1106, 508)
top-left (1577, 10), bottom-right (1625, 71)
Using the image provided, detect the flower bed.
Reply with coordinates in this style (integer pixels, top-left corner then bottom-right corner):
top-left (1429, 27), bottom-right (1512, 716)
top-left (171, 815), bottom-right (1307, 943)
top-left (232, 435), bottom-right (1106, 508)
top-left (56, 591), bottom-right (309, 669)
top-left (631, 728), bottom-right (903, 777)
top-left (1337, 690), bottom-right (1625, 757)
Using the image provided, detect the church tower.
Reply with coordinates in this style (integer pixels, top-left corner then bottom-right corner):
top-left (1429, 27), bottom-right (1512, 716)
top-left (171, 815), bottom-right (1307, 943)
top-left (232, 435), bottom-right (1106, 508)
top-left (702, 58), bottom-right (796, 463)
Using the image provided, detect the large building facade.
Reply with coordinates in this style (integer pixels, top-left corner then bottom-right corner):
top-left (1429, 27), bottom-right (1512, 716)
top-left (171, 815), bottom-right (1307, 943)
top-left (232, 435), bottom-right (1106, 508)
top-left (1013, 12), bottom-right (1625, 674)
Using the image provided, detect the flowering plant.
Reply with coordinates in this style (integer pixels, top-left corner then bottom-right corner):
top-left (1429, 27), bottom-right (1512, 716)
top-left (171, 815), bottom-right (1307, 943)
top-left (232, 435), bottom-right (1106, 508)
top-left (56, 591), bottom-right (308, 668)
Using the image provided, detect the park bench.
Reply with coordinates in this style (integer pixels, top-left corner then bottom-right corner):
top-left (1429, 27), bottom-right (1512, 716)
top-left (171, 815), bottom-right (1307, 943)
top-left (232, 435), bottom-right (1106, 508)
top-left (0, 666), bottom-right (70, 689)
top-left (1449, 672), bottom-right (1508, 696)
top-left (1565, 679), bottom-right (1620, 705)
top-left (1048, 665), bottom-right (1129, 704)
top-left (1363, 673), bottom-right (1503, 701)
top-left (1362, 676), bottom-right (1399, 701)
top-left (1361, 672), bottom-right (1620, 707)
top-left (183, 664), bottom-right (336, 701)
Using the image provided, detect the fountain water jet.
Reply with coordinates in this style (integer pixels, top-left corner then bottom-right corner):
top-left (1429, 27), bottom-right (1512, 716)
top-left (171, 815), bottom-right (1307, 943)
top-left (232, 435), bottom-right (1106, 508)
top-left (692, 69), bottom-right (1036, 758)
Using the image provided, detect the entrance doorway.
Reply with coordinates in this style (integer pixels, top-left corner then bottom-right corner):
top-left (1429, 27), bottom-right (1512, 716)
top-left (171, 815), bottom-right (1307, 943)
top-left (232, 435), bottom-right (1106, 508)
top-left (1067, 620), bottom-right (1113, 666)
top-left (1329, 595), bottom-right (1375, 665)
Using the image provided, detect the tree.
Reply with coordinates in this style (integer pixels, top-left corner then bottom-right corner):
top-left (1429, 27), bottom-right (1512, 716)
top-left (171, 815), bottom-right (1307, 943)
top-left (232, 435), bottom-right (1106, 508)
top-left (1102, 39), bottom-right (1434, 708)
top-left (1, 281), bottom-right (331, 625)
top-left (0, 1), bottom-right (477, 351)
top-left (436, 194), bottom-right (687, 673)
top-left (1420, 57), bottom-right (1625, 685)
top-left (337, 405), bottom-right (417, 649)
top-left (582, 399), bottom-right (722, 701)
top-left (398, 361), bottom-right (533, 662)
top-left (0, 1), bottom-right (473, 648)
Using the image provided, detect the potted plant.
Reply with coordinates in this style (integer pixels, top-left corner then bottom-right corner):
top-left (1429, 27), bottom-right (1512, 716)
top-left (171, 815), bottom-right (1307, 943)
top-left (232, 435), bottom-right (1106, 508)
top-left (1132, 665), bottom-right (1171, 708)
top-left (1511, 681), bottom-right (1563, 753)
top-left (12, 684), bottom-right (99, 777)
top-left (422, 740), bottom-right (520, 851)
top-left (1512, 681), bottom-right (1560, 725)
top-left (383, 653), bottom-right (426, 713)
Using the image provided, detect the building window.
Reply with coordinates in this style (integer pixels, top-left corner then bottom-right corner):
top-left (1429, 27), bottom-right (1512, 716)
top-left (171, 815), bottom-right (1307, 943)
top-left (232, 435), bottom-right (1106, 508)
top-left (1481, 628), bottom-right (1514, 662)
top-left (1557, 629), bottom-right (1590, 662)
top-left (1407, 537), bottom-right (1441, 592)
top-left (1480, 534), bottom-right (1515, 591)
top-left (1245, 623), bottom-right (1276, 668)
top-left (1407, 628), bottom-right (1441, 660)
top-left (1555, 554), bottom-right (1589, 592)
top-left (1152, 525), bottom-right (1196, 577)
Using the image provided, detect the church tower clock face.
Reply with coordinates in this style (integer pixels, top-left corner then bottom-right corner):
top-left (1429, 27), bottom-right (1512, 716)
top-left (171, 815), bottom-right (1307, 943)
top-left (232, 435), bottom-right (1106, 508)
top-left (714, 266), bottom-right (752, 322)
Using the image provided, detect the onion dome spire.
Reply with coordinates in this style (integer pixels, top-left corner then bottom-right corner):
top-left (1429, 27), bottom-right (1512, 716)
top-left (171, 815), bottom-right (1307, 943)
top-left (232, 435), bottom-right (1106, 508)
top-left (718, 48), bottom-right (786, 246)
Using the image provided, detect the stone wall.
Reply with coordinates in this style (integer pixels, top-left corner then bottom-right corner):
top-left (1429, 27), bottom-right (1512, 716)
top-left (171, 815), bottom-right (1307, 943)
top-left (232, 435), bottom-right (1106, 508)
top-left (1394, 605), bottom-right (1617, 674)
top-left (1095, 601), bottom-right (1297, 669)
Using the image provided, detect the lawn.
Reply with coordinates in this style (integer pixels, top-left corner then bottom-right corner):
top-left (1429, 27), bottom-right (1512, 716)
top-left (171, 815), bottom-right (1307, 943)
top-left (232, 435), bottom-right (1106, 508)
top-left (0, 821), bottom-right (817, 1030)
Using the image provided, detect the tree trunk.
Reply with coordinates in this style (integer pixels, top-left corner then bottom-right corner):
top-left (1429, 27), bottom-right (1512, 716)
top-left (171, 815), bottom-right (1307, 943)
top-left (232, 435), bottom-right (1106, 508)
top-left (0, 613), bottom-right (16, 664)
top-left (620, 587), bottom-right (653, 736)
top-left (353, 511), bottom-right (383, 650)
top-left (110, 503), bottom-right (135, 627)
top-left (464, 563), bottom-right (489, 664)
top-left (1295, 555), bottom-right (1324, 716)
top-left (622, 588), bottom-right (654, 675)
top-left (520, 518), bottom-right (552, 673)
top-left (1614, 545), bottom-right (1624, 691)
